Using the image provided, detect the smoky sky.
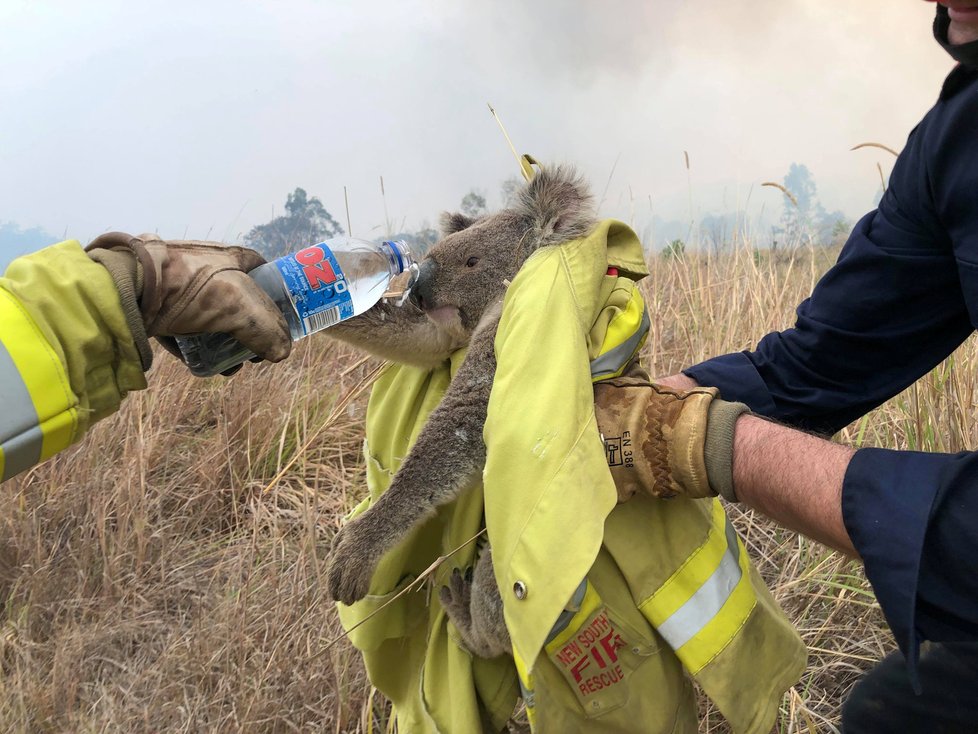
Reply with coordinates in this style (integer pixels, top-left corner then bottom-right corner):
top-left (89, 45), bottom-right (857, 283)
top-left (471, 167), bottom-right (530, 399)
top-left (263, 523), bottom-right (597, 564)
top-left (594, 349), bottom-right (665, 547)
top-left (0, 0), bottom-right (953, 254)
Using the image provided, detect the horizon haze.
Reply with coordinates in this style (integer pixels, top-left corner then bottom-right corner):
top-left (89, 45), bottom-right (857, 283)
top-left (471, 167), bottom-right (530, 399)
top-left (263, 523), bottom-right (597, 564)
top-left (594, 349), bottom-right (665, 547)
top-left (0, 0), bottom-right (954, 265)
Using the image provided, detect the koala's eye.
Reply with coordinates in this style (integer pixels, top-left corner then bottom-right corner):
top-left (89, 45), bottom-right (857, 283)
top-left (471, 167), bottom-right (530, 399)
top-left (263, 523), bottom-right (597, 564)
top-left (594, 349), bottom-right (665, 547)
top-left (466, 256), bottom-right (480, 268)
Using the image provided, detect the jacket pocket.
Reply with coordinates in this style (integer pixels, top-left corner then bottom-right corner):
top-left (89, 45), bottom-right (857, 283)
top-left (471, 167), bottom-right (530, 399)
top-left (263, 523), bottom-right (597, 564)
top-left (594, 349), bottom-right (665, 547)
top-left (542, 579), bottom-right (661, 719)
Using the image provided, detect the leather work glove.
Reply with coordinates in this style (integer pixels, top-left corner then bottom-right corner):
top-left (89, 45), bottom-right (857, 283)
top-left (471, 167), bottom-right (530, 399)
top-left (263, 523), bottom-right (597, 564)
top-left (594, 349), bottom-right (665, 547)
top-left (593, 365), bottom-right (748, 503)
top-left (86, 232), bottom-right (291, 374)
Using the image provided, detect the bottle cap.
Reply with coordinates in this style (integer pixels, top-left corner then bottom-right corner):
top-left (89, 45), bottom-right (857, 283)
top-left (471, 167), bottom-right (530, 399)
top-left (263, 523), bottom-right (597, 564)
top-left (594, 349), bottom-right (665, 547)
top-left (385, 240), bottom-right (415, 274)
top-left (382, 241), bottom-right (418, 306)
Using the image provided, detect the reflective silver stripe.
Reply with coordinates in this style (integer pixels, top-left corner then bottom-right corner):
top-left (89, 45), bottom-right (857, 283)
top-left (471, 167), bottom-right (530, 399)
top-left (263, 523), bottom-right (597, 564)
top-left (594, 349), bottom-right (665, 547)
top-left (0, 340), bottom-right (43, 481)
top-left (589, 308), bottom-right (651, 379)
top-left (544, 578), bottom-right (588, 645)
top-left (656, 519), bottom-right (743, 651)
top-left (1, 425), bottom-right (44, 481)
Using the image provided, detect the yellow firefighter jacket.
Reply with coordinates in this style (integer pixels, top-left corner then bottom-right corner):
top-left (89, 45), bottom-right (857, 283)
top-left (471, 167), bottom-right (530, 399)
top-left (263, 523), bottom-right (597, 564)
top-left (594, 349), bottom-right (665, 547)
top-left (0, 241), bottom-right (147, 482)
top-left (337, 220), bottom-right (806, 733)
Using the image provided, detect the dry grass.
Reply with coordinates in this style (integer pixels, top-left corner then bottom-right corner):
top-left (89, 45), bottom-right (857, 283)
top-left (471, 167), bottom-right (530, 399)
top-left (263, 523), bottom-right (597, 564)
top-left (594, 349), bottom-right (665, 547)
top-left (3, 242), bottom-right (974, 732)
top-left (760, 182), bottom-right (798, 208)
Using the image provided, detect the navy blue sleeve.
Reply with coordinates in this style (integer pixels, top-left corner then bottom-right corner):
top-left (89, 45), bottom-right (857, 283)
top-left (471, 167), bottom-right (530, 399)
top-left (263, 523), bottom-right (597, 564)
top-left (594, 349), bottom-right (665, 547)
top-left (843, 449), bottom-right (978, 668)
top-left (685, 69), bottom-right (978, 663)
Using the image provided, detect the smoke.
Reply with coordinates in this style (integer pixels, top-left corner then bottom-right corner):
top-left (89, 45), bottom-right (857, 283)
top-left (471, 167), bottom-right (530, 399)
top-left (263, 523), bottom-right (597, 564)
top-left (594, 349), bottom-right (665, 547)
top-left (0, 0), bottom-right (953, 251)
top-left (441, 0), bottom-right (801, 86)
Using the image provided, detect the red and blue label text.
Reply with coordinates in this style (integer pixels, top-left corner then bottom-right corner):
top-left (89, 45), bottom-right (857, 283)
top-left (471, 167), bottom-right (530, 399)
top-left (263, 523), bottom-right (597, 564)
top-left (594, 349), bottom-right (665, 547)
top-left (274, 243), bottom-right (353, 334)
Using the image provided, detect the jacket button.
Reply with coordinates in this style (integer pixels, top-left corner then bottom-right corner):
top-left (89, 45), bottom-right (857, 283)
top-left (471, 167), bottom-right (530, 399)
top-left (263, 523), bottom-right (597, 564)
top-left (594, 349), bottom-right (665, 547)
top-left (513, 581), bottom-right (528, 600)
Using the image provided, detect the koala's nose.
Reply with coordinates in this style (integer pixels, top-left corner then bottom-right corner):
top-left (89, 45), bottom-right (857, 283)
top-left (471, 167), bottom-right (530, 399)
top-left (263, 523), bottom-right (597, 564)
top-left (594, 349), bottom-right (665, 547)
top-left (410, 258), bottom-right (437, 310)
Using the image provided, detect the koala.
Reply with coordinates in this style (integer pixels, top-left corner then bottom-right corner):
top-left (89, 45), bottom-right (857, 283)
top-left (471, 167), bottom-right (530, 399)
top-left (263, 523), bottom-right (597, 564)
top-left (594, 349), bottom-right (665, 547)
top-left (325, 166), bottom-right (596, 659)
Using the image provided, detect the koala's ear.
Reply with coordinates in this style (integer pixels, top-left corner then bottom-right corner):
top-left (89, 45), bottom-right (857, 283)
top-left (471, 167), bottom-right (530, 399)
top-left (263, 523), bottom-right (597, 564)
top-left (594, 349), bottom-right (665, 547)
top-left (439, 212), bottom-right (478, 236)
top-left (515, 166), bottom-right (596, 248)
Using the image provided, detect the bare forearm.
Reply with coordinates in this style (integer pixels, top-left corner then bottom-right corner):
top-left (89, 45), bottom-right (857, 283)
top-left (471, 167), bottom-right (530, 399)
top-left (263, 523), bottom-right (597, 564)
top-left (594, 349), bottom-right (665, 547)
top-left (732, 414), bottom-right (856, 555)
top-left (658, 372), bottom-right (857, 555)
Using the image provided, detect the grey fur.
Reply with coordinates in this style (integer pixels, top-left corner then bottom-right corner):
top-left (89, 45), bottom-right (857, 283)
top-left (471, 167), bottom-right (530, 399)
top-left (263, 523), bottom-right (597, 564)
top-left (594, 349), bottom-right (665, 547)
top-left (326, 166), bottom-right (596, 657)
top-left (326, 299), bottom-right (466, 369)
top-left (515, 166), bottom-right (595, 249)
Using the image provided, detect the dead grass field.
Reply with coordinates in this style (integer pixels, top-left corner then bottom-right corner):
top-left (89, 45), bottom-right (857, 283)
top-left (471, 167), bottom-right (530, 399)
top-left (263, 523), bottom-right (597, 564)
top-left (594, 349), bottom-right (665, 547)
top-left (2, 242), bottom-right (974, 732)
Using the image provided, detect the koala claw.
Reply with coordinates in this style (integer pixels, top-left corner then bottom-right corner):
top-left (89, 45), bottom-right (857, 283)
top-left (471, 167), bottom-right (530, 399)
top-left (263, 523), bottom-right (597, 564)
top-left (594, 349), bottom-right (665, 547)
top-left (439, 567), bottom-right (474, 629)
top-left (327, 520), bottom-right (382, 605)
top-left (440, 563), bottom-right (511, 658)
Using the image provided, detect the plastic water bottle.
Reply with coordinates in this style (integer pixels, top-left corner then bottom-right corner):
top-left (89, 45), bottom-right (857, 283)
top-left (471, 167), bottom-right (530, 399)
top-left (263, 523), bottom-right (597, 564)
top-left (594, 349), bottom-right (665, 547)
top-left (175, 237), bottom-right (416, 377)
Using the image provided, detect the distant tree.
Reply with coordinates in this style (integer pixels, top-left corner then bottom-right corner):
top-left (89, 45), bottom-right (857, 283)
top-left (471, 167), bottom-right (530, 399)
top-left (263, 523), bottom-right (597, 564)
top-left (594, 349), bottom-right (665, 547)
top-left (499, 177), bottom-right (523, 208)
top-left (662, 238), bottom-right (686, 260)
top-left (244, 188), bottom-right (343, 257)
top-left (785, 164), bottom-right (819, 215)
top-left (388, 220), bottom-right (439, 256)
top-left (778, 163), bottom-right (848, 246)
top-left (460, 190), bottom-right (488, 218)
top-left (700, 213), bottom-right (732, 253)
top-left (413, 222), bottom-right (439, 249)
top-left (828, 215), bottom-right (852, 246)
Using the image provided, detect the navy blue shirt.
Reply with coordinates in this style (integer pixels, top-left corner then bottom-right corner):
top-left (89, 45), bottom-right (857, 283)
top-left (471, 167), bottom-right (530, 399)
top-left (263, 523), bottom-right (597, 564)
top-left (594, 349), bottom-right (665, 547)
top-left (685, 66), bottom-right (978, 664)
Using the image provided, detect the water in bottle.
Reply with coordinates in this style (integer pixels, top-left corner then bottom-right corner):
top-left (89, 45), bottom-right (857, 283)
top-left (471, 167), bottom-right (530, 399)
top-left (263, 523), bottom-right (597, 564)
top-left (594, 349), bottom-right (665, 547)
top-left (176, 237), bottom-right (416, 377)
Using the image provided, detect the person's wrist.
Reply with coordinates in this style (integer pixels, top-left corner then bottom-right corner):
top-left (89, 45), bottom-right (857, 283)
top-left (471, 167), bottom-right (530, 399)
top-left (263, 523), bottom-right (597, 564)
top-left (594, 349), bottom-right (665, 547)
top-left (86, 243), bottom-right (153, 371)
top-left (657, 372), bottom-right (745, 501)
top-left (657, 372), bottom-right (699, 390)
top-left (704, 399), bottom-right (749, 502)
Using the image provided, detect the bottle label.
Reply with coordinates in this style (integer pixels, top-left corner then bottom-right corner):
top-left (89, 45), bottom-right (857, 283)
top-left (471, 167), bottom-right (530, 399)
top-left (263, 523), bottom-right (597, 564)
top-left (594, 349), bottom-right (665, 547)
top-left (274, 243), bottom-right (353, 335)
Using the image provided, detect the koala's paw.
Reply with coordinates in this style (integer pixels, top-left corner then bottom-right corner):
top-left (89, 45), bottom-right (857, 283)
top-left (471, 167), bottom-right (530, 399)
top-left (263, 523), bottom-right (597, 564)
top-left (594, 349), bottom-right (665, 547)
top-left (439, 567), bottom-right (474, 631)
top-left (327, 519), bottom-right (383, 605)
top-left (440, 563), bottom-right (511, 659)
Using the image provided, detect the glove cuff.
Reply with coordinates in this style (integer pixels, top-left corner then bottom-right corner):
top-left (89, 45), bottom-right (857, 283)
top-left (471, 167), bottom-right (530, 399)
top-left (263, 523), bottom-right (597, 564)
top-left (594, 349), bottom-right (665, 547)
top-left (86, 232), bottom-right (166, 334)
top-left (86, 245), bottom-right (154, 371)
top-left (704, 400), bottom-right (750, 502)
top-left (665, 386), bottom-right (719, 498)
